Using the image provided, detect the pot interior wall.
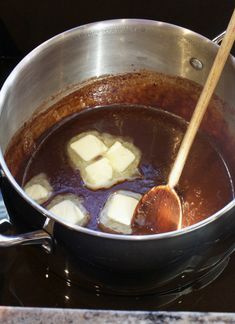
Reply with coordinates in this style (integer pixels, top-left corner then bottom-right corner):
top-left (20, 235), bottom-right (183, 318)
top-left (0, 20), bottom-right (235, 154)
top-left (4, 70), bottom-right (235, 190)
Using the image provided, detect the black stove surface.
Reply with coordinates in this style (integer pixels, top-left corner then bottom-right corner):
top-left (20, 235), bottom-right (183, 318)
top-left (1, 2), bottom-right (235, 311)
top-left (0, 191), bottom-right (235, 311)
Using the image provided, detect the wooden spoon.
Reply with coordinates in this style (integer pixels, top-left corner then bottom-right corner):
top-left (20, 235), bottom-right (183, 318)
top-left (132, 9), bottom-right (235, 234)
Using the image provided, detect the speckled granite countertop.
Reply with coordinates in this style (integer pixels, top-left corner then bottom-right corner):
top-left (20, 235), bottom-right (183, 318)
top-left (1, 308), bottom-right (235, 323)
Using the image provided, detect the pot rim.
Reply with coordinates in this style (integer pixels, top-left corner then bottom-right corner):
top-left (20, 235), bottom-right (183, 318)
top-left (0, 18), bottom-right (235, 241)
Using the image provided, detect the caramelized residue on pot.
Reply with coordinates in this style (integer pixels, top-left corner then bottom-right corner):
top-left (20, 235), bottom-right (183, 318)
top-left (4, 71), bottom-right (235, 233)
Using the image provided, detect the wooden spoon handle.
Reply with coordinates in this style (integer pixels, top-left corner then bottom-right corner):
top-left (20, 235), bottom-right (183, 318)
top-left (168, 9), bottom-right (235, 189)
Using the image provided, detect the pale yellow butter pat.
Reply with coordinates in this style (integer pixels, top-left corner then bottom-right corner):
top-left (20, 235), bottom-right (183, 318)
top-left (49, 200), bottom-right (85, 224)
top-left (106, 193), bottom-right (139, 226)
top-left (70, 134), bottom-right (107, 162)
top-left (105, 141), bottom-right (135, 172)
top-left (25, 184), bottom-right (49, 202)
top-left (85, 157), bottom-right (113, 187)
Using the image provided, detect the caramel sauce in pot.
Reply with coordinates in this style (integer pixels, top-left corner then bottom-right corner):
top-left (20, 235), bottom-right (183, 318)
top-left (15, 105), bottom-right (234, 233)
top-left (5, 72), bottom-right (235, 234)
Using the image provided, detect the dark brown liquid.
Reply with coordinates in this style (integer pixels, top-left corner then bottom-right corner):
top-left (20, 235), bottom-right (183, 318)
top-left (18, 104), bottom-right (233, 233)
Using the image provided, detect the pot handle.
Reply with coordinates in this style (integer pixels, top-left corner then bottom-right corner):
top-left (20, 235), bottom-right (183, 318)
top-left (212, 31), bottom-right (226, 45)
top-left (0, 169), bottom-right (53, 253)
top-left (0, 229), bottom-right (52, 250)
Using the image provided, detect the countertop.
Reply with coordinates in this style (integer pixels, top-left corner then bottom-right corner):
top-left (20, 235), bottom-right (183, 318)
top-left (1, 308), bottom-right (235, 324)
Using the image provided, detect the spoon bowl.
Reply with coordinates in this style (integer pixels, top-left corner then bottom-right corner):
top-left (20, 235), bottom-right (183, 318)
top-left (132, 185), bottom-right (182, 234)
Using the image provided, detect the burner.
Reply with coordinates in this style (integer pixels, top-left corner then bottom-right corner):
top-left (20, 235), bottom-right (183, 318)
top-left (0, 190), bottom-right (235, 311)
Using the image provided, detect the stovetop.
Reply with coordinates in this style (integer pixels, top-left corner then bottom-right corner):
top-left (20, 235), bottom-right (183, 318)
top-left (1, 190), bottom-right (235, 311)
top-left (1, 10), bottom-right (235, 310)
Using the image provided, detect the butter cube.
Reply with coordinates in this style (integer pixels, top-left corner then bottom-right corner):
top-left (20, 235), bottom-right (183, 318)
top-left (99, 191), bottom-right (141, 234)
top-left (105, 141), bottom-right (135, 172)
top-left (70, 134), bottom-right (107, 162)
top-left (25, 184), bottom-right (49, 203)
top-left (49, 199), bottom-right (87, 225)
top-left (68, 132), bottom-right (141, 190)
top-left (85, 157), bottom-right (113, 187)
top-left (24, 173), bottom-right (52, 204)
top-left (107, 193), bottom-right (139, 226)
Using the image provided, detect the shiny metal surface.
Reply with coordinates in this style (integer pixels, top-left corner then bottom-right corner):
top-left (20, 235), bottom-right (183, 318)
top-left (0, 20), bottom-right (234, 282)
top-left (189, 57), bottom-right (203, 70)
top-left (0, 229), bottom-right (51, 247)
top-left (0, 19), bottom-right (234, 240)
top-left (0, 20), bottom-right (234, 153)
top-left (213, 31), bottom-right (226, 44)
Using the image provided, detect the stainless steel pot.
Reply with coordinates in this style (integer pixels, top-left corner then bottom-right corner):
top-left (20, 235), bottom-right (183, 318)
top-left (0, 20), bottom-right (235, 293)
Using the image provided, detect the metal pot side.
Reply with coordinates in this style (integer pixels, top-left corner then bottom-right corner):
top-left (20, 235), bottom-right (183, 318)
top-left (0, 20), bottom-right (235, 289)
